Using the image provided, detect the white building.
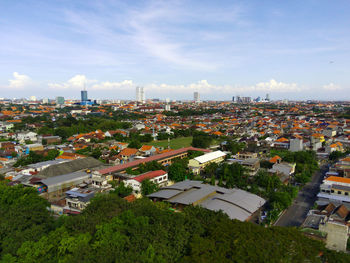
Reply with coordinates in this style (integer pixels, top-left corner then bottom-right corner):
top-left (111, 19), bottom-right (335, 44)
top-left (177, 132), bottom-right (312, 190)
top-left (289, 138), bottom-right (303, 152)
top-left (188, 151), bottom-right (226, 174)
top-left (194, 91), bottom-right (200, 103)
top-left (136, 87), bottom-right (145, 102)
top-left (124, 170), bottom-right (168, 193)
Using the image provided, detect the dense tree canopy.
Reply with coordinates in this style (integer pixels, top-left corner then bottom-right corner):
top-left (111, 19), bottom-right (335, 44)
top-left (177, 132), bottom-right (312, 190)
top-left (0, 186), bottom-right (349, 262)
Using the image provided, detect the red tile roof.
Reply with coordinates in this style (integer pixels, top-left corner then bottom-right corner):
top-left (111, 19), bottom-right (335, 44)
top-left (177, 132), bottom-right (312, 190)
top-left (132, 170), bottom-right (167, 183)
top-left (99, 147), bottom-right (210, 175)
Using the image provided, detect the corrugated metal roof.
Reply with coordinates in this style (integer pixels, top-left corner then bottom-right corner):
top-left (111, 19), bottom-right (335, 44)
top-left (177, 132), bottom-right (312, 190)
top-left (148, 180), bottom-right (266, 222)
top-left (201, 198), bottom-right (251, 221)
top-left (193, 150), bottom-right (226, 164)
top-left (168, 185), bottom-right (216, 205)
top-left (148, 189), bottom-right (182, 199)
top-left (38, 157), bottom-right (102, 178)
top-left (214, 189), bottom-right (266, 214)
top-left (41, 171), bottom-right (89, 189)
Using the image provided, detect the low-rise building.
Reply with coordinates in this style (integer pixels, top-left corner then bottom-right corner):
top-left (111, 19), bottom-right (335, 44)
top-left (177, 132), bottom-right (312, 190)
top-left (318, 176), bottom-right (350, 204)
top-left (148, 180), bottom-right (266, 222)
top-left (188, 150), bottom-right (226, 174)
top-left (124, 170), bottom-right (168, 193)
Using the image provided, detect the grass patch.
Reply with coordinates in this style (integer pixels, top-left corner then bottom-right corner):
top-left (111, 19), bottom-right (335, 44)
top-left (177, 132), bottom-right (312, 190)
top-left (146, 136), bottom-right (193, 150)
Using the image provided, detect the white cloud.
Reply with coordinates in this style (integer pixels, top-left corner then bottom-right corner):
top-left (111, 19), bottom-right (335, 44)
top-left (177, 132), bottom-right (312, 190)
top-left (91, 80), bottom-right (133, 90)
top-left (48, 75), bottom-right (97, 90)
top-left (47, 76), bottom-right (302, 99)
top-left (49, 75), bottom-right (133, 91)
top-left (252, 79), bottom-right (300, 92)
top-left (322, 83), bottom-right (342, 91)
top-left (144, 79), bottom-right (300, 96)
top-left (8, 72), bottom-right (32, 89)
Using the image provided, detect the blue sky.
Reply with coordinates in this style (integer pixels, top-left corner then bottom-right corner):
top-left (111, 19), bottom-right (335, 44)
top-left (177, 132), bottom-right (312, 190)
top-left (0, 0), bottom-right (349, 100)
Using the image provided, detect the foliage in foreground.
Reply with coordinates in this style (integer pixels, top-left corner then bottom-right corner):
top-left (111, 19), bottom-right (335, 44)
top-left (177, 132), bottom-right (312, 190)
top-left (1, 183), bottom-right (350, 263)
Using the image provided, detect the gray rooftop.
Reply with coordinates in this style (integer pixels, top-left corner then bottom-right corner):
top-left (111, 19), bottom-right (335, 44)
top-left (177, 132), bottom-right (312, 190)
top-left (37, 157), bottom-right (103, 178)
top-left (27, 159), bottom-right (67, 169)
top-left (40, 171), bottom-right (89, 193)
top-left (148, 180), bottom-right (266, 222)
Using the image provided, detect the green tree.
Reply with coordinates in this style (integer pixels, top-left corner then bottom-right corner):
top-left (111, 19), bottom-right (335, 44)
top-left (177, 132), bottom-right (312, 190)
top-left (141, 179), bottom-right (159, 196)
top-left (168, 162), bottom-right (187, 182)
top-left (113, 182), bottom-right (133, 198)
top-left (0, 183), bottom-right (52, 256)
top-left (91, 148), bottom-right (102, 159)
top-left (128, 140), bottom-right (141, 149)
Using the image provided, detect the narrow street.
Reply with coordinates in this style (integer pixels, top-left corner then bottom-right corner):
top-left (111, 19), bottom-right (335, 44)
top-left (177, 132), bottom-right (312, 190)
top-left (274, 164), bottom-right (327, 227)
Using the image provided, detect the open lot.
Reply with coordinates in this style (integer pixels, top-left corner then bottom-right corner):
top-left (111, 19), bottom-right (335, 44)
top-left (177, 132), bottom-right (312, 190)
top-left (146, 136), bottom-right (193, 150)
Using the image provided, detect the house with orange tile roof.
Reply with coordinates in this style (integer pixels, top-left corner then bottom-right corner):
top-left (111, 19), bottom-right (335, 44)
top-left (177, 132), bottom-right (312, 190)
top-left (326, 142), bottom-right (344, 154)
top-left (139, 145), bottom-right (157, 156)
top-left (273, 137), bottom-right (289, 149)
top-left (56, 152), bottom-right (86, 160)
top-left (269, 155), bottom-right (282, 164)
top-left (118, 148), bottom-right (139, 163)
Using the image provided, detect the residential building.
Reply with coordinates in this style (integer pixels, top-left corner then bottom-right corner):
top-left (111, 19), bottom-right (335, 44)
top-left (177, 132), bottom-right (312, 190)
top-left (124, 170), bottom-right (168, 193)
top-left (56, 96), bottom-right (65, 105)
top-left (289, 138), bottom-right (303, 152)
top-left (268, 162), bottom-right (296, 184)
top-left (318, 176), bottom-right (350, 204)
top-left (194, 92), bottom-right (200, 103)
top-left (118, 148), bottom-right (139, 163)
top-left (139, 145), bottom-right (157, 156)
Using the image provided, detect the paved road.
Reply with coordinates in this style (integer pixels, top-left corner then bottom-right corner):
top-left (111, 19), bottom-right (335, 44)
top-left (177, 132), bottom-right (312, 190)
top-left (274, 164), bottom-right (328, 227)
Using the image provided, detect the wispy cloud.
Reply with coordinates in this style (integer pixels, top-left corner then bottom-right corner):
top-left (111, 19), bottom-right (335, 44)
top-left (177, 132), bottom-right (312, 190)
top-left (8, 72), bottom-right (33, 89)
top-left (323, 83), bottom-right (342, 91)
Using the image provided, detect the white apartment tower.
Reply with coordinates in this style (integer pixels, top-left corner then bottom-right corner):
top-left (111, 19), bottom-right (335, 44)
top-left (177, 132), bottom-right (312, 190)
top-left (136, 87), bottom-right (145, 102)
top-left (194, 91), bottom-right (200, 103)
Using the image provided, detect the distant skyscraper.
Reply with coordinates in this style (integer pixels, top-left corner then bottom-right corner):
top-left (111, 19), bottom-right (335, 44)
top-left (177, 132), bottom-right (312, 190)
top-left (136, 87), bottom-right (145, 102)
top-left (141, 88), bottom-right (145, 102)
top-left (232, 96), bottom-right (235, 102)
top-left (194, 91), bottom-right (200, 103)
top-left (242, 97), bottom-right (251, 103)
top-left (56, 96), bottom-right (65, 105)
top-left (266, 93), bottom-right (270, 101)
top-left (81, 90), bottom-right (88, 102)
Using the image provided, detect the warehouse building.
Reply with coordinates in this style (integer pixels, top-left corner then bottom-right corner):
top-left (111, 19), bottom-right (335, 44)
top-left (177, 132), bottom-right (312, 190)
top-left (148, 180), bottom-right (266, 222)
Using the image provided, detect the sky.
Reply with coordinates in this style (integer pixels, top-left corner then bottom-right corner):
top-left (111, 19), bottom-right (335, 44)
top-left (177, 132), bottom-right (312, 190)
top-left (0, 0), bottom-right (349, 101)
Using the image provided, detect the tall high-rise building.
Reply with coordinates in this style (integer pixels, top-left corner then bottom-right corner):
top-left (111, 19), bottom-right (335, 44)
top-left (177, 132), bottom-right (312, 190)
top-left (56, 96), bottom-right (65, 105)
top-left (136, 87), bottom-right (145, 102)
top-left (265, 93), bottom-right (270, 101)
top-left (232, 96), bottom-right (235, 102)
top-left (141, 88), bottom-right (145, 102)
top-left (81, 90), bottom-right (88, 102)
top-left (242, 97), bottom-right (251, 103)
top-left (194, 91), bottom-right (200, 103)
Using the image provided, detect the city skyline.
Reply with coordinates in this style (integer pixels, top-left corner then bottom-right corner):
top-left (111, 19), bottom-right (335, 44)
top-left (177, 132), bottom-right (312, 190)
top-left (0, 1), bottom-right (349, 100)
